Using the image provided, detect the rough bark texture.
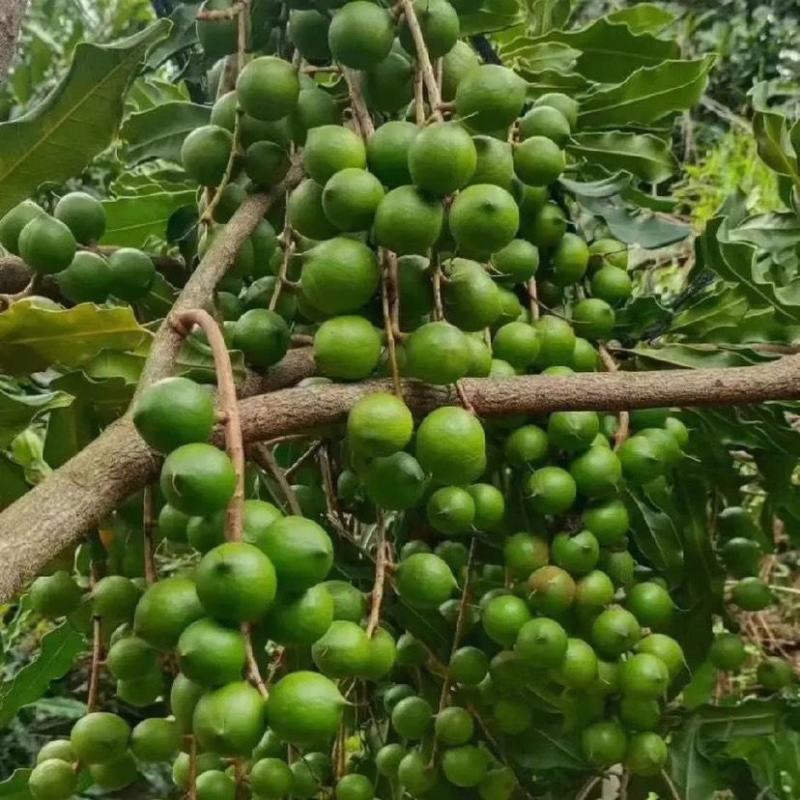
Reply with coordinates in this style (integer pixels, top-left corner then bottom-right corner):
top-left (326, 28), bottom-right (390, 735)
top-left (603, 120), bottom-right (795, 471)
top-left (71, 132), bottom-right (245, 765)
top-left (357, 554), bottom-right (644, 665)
top-left (0, 0), bottom-right (28, 80)
top-left (0, 354), bottom-right (798, 603)
top-left (135, 166), bottom-right (301, 396)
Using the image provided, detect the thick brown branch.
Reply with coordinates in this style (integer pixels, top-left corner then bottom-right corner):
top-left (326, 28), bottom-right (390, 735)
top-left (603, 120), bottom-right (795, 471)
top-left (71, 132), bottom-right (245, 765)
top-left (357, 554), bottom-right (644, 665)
top-left (136, 166), bottom-right (302, 396)
top-left (2, 356), bottom-right (800, 603)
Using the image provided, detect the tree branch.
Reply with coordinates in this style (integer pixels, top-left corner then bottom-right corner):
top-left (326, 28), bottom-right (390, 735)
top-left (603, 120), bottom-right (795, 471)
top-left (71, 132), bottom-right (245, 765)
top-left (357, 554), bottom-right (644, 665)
top-left (135, 165), bottom-right (303, 397)
top-left (0, 0), bottom-right (29, 81)
top-left (2, 355), bottom-right (800, 603)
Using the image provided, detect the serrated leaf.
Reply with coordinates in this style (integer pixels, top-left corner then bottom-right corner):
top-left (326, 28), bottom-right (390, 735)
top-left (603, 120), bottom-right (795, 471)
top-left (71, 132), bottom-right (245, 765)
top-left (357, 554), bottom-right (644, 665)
top-left (146, 3), bottom-right (199, 69)
top-left (0, 388), bottom-right (74, 448)
top-left (499, 40), bottom-right (580, 73)
top-left (532, 17), bottom-right (679, 84)
top-left (122, 101), bottom-right (210, 164)
top-left (568, 131), bottom-right (679, 182)
top-left (0, 301), bottom-right (151, 375)
top-left (558, 171), bottom-right (630, 197)
top-left (607, 3), bottom-right (676, 35)
top-left (578, 56), bottom-right (714, 129)
top-left (526, 0), bottom-right (573, 36)
top-left (579, 194), bottom-right (691, 247)
top-left (0, 20), bottom-right (171, 218)
top-left (0, 623), bottom-right (85, 727)
top-left (101, 189), bottom-right (196, 248)
top-left (750, 82), bottom-right (800, 184)
top-left (699, 217), bottom-right (800, 324)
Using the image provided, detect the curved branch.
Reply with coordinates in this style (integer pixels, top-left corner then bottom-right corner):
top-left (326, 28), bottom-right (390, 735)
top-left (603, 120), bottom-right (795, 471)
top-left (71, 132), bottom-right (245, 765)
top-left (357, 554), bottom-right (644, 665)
top-left (1, 355), bottom-right (799, 603)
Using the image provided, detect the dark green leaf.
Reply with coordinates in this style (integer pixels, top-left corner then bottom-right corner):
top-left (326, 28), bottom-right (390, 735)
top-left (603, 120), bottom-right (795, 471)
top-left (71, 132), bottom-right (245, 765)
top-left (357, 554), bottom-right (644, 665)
top-left (568, 131), bottom-right (679, 182)
top-left (43, 401), bottom-right (96, 469)
top-left (122, 101), bottom-right (210, 164)
top-left (145, 3), bottom-right (199, 68)
top-left (579, 195), bottom-right (691, 247)
top-left (682, 661), bottom-right (718, 710)
top-left (558, 171), bottom-right (629, 197)
top-left (750, 82), bottom-right (800, 185)
top-left (0, 455), bottom-right (28, 510)
top-left (669, 718), bottom-right (721, 800)
top-left (510, 722), bottom-right (587, 770)
top-left (0, 20), bottom-right (171, 217)
top-left (578, 56), bottom-right (715, 129)
top-left (624, 488), bottom-right (684, 584)
top-left (0, 623), bottom-right (85, 727)
top-left (695, 698), bottom-right (784, 744)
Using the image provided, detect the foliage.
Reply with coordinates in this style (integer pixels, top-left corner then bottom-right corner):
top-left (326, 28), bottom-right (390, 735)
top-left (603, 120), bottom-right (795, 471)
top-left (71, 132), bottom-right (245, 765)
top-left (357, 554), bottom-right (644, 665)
top-left (0, 0), bottom-right (798, 798)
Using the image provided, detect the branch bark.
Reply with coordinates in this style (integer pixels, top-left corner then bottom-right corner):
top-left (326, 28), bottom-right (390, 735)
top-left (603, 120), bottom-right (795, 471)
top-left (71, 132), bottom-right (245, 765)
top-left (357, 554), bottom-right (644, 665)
top-left (0, 0), bottom-right (29, 81)
top-left (1, 354), bottom-right (799, 602)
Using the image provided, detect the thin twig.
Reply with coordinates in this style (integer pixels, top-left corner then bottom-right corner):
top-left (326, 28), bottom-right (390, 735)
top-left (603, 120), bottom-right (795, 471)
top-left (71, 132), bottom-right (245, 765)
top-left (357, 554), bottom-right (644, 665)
top-left (187, 735), bottom-right (197, 800)
top-left (284, 441), bottom-right (323, 481)
top-left (413, 68), bottom-right (425, 124)
top-left (381, 251), bottom-right (402, 396)
top-left (242, 622), bottom-right (269, 698)
top-left (343, 68), bottom-right (375, 138)
top-left (269, 219), bottom-right (295, 312)
top-left (575, 775), bottom-right (602, 800)
top-left (660, 769), bottom-right (681, 800)
top-left (439, 536), bottom-right (477, 709)
top-left (251, 443), bottom-right (302, 515)
top-left (528, 278), bottom-right (540, 320)
top-left (87, 615), bottom-right (103, 712)
top-left (599, 345), bottom-right (630, 445)
top-left (142, 485), bottom-right (158, 585)
top-left (366, 518), bottom-right (389, 637)
top-left (173, 310), bottom-right (245, 540)
top-left (398, 0), bottom-right (442, 119)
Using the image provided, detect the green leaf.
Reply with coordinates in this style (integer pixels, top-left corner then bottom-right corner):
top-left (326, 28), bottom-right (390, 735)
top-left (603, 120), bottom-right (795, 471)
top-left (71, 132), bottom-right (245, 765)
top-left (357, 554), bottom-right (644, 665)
top-left (145, 3), bottom-right (199, 69)
top-left (0, 388), bottom-right (73, 448)
top-left (750, 82), bottom-right (800, 186)
top-left (0, 769), bottom-right (32, 800)
top-left (669, 718), bottom-right (721, 800)
top-left (682, 661), bottom-right (717, 710)
top-left (568, 131), bottom-right (679, 182)
top-left (624, 487), bottom-right (684, 584)
top-left (510, 721), bottom-right (587, 770)
top-left (578, 55), bottom-right (715, 129)
top-left (670, 285), bottom-right (749, 338)
top-left (526, 0), bottom-right (573, 36)
top-left (499, 40), bottom-right (580, 73)
top-left (0, 301), bottom-right (151, 375)
top-left (607, 3), bottom-right (677, 35)
top-left (43, 401), bottom-right (96, 469)
top-left (694, 698), bottom-right (784, 743)
top-left (0, 455), bottom-right (28, 510)
top-left (699, 217), bottom-right (800, 324)
top-left (101, 189), bottom-right (196, 248)
top-left (122, 101), bottom-right (210, 164)
top-left (0, 623), bottom-right (85, 727)
top-left (558, 171), bottom-right (630, 198)
top-left (532, 18), bottom-right (679, 84)
top-left (579, 194), bottom-right (691, 247)
top-left (0, 19), bottom-right (171, 218)
top-left (459, 0), bottom-right (524, 35)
